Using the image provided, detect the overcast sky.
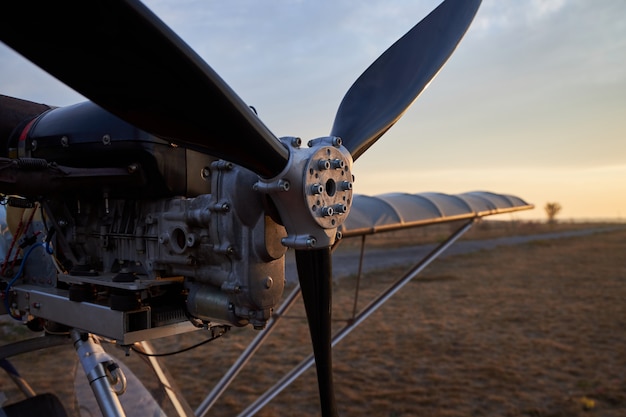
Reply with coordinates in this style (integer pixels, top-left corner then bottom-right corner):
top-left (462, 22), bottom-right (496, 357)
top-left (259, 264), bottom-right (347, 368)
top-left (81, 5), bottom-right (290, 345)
top-left (1, 0), bottom-right (625, 220)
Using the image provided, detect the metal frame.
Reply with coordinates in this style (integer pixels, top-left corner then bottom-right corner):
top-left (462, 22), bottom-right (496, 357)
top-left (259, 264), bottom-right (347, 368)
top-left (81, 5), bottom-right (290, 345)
top-left (72, 330), bottom-right (127, 417)
top-left (0, 216), bottom-right (497, 417)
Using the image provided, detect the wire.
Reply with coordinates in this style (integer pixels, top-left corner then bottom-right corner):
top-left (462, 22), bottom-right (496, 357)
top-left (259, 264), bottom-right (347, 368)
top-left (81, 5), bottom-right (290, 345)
top-left (1, 202), bottom-right (39, 276)
top-left (129, 327), bottom-right (229, 357)
top-left (3, 241), bottom-right (54, 320)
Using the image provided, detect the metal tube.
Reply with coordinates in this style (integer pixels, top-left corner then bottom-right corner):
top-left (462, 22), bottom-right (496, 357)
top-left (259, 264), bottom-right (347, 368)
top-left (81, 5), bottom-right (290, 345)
top-left (195, 284), bottom-right (302, 417)
top-left (238, 219), bottom-right (475, 417)
top-left (139, 341), bottom-right (195, 417)
top-left (351, 234), bottom-right (367, 320)
top-left (72, 331), bottom-right (127, 417)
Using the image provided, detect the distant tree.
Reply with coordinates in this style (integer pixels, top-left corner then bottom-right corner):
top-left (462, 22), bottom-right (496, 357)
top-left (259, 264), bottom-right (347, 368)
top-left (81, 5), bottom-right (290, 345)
top-left (544, 202), bottom-right (562, 224)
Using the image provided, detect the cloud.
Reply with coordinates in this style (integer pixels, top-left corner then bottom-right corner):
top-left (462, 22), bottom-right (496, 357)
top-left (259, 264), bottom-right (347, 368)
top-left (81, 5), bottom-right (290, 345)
top-left (474, 0), bottom-right (568, 33)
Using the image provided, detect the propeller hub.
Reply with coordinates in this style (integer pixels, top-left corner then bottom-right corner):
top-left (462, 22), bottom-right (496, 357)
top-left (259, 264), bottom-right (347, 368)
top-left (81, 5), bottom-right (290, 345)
top-left (254, 136), bottom-right (353, 249)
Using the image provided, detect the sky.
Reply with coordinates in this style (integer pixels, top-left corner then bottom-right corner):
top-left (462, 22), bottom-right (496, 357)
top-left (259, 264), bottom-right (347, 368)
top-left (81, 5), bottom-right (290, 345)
top-left (1, 0), bottom-right (625, 221)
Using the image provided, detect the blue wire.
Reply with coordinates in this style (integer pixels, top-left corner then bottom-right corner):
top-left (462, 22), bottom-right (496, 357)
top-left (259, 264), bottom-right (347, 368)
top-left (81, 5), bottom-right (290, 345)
top-left (3, 241), bottom-right (54, 321)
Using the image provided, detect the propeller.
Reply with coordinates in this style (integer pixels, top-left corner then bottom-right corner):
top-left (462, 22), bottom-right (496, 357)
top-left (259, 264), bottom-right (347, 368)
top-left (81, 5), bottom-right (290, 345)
top-left (293, 2), bottom-right (481, 415)
top-left (0, 0), bottom-right (481, 415)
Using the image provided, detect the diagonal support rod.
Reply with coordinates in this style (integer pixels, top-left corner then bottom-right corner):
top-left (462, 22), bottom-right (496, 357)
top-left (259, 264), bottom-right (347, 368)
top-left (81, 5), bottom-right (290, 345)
top-left (195, 284), bottom-right (303, 417)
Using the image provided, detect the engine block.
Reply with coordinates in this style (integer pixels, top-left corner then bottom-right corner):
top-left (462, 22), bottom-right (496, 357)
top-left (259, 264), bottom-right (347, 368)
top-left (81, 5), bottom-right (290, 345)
top-left (26, 161), bottom-right (287, 330)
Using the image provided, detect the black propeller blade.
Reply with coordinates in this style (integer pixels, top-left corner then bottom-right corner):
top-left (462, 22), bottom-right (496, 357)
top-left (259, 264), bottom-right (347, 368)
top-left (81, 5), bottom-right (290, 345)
top-left (295, 0), bottom-right (481, 414)
top-left (0, 0), bottom-right (288, 178)
top-left (295, 248), bottom-right (337, 417)
top-left (331, 0), bottom-right (482, 160)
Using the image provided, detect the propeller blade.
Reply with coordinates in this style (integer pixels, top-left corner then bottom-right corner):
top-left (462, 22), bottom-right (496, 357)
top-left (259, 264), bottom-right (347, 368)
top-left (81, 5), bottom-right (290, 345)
top-left (0, 1), bottom-right (288, 178)
top-left (295, 248), bottom-right (338, 417)
top-left (331, 0), bottom-right (482, 160)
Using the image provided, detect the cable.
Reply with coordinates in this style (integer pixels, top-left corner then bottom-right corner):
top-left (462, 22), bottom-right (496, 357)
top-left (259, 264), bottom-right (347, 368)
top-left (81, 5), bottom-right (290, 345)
top-left (129, 327), bottom-right (229, 357)
top-left (1, 202), bottom-right (39, 276)
top-left (3, 241), bottom-right (54, 320)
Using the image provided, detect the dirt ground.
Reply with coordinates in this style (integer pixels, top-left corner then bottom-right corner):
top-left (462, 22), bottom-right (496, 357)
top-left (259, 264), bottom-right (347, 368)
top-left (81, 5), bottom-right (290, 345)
top-left (158, 224), bottom-right (626, 416)
top-left (1, 223), bottom-right (625, 416)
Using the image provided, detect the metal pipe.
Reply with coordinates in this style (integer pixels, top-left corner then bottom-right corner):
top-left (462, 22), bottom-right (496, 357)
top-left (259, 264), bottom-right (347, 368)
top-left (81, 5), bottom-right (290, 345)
top-left (195, 284), bottom-right (302, 417)
top-left (72, 331), bottom-right (127, 417)
top-left (139, 341), bottom-right (195, 417)
top-left (238, 219), bottom-right (475, 416)
top-left (351, 234), bottom-right (367, 320)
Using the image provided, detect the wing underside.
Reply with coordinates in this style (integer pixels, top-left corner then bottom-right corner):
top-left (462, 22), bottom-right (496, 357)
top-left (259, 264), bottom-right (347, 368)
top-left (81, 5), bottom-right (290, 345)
top-left (341, 191), bottom-right (534, 238)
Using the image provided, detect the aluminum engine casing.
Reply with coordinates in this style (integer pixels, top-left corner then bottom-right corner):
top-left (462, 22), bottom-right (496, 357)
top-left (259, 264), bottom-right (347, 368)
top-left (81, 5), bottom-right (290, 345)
top-left (48, 161), bottom-right (287, 329)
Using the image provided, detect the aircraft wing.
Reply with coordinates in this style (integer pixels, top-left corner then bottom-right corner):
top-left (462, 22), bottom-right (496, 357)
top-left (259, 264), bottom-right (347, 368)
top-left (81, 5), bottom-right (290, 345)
top-left (340, 191), bottom-right (534, 238)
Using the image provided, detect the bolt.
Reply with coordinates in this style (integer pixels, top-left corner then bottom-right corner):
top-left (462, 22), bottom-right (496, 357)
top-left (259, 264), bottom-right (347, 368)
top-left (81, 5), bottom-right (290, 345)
top-left (264, 277), bottom-right (273, 289)
top-left (332, 137), bottom-right (342, 147)
top-left (320, 206), bottom-right (334, 217)
top-left (340, 181), bottom-right (353, 191)
top-left (317, 159), bottom-right (331, 170)
top-left (307, 237), bottom-right (317, 248)
top-left (331, 159), bottom-right (345, 169)
top-left (127, 163), bottom-right (139, 174)
top-left (201, 167), bottom-right (211, 179)
top-left (31, 140), bottom-right (37, 152)
top-left (333, 204), bottom-right (347, 214)
top-left (60, 136), bottom-right (69, 147)
top-left (102, 134), bottom-right (111, 145)
top-left (291, 137), bottom-right (302, 148)
top-left (310, 184), bottom-right (324, 195)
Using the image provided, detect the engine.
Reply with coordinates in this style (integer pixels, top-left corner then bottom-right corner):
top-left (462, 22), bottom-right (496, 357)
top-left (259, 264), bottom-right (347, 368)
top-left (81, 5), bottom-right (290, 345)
top-left (0, 102), bottom-right (288, 339)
